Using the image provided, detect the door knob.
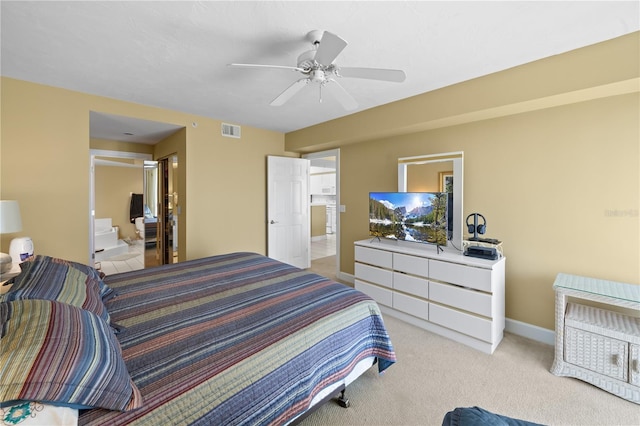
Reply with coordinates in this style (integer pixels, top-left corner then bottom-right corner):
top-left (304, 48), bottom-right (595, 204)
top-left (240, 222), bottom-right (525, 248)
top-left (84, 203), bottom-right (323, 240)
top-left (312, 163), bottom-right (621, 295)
top-left (270, 220), bottom-right (278, 224)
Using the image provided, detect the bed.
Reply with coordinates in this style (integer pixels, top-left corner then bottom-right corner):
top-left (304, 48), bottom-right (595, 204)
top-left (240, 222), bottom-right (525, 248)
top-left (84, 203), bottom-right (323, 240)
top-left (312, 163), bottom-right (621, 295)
top-left (1, 252), bottom-right (396, 425)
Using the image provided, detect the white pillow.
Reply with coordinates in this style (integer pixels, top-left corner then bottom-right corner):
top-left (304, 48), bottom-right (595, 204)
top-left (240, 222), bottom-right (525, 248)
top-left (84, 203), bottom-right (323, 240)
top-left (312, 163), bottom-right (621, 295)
top-left (1, 402), bottom-right (78, 426)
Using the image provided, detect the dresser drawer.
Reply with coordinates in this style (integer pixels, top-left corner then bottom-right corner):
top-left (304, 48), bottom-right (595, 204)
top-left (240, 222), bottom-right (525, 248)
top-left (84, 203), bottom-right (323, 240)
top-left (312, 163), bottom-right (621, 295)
top-left (355, 263), bottom-right (392, 288)
top-left (355, 246), bottom-right (392, 268)
top-left (564, 327), bottom-right (628, 381)
top-left (393, 253), bottom-right (428, 278)
top-left (355, 280), bottom-right (392, 307)
top-left (393, 272), bottom-right (428, 299)
top-left (429, 303), bottom-right (492, 342)
top-left (429, 259), bottom-right (492, 292)
top-left (429, 281), bottom-right (492, 317)
top-left (393, 292), bottom-right (428, 321)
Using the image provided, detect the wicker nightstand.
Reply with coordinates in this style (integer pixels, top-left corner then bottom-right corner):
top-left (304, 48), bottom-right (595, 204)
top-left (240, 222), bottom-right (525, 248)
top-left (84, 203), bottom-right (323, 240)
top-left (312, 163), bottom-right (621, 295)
top-left (550, 273), bottom-right (640, 404)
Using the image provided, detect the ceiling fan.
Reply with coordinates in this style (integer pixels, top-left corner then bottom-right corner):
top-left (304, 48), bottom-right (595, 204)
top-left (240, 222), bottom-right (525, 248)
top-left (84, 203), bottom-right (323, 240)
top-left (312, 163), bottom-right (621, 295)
top-left (228, 30), bottom-right (406, 110)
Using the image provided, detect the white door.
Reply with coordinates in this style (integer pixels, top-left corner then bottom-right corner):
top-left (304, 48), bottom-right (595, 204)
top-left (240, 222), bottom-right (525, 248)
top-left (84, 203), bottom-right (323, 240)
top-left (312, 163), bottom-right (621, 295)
top-left (267, 156), bottom-right (310, 269)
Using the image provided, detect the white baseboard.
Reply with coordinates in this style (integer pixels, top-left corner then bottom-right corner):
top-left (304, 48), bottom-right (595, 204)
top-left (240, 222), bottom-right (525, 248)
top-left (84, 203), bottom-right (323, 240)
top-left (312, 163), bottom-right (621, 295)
top-left (505, 318), bottom-right (555, 346)
top-left (338, 271), bottom-right (555, 346)
top-left (337, 271), bottom-right (354, 284)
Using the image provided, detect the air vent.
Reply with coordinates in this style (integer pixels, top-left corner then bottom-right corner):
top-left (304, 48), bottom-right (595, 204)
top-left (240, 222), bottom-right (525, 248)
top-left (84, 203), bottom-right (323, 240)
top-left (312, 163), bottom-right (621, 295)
top-left (221, 123), bottom-right (241, 138)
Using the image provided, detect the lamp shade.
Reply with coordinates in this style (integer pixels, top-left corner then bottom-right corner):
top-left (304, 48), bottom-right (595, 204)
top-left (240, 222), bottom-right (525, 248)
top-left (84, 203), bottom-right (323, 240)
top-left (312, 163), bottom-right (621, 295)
top-left (0, 200), bottom-right (23, 234)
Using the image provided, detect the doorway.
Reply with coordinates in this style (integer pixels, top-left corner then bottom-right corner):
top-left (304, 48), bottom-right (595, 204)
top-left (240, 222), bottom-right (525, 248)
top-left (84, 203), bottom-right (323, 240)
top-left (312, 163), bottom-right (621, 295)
top-left (89, 112), bottom-right (183, 273)
top-left (303, 149), bottom-right (340, 279)
top-left (90, 152), bottom-right (178, 273)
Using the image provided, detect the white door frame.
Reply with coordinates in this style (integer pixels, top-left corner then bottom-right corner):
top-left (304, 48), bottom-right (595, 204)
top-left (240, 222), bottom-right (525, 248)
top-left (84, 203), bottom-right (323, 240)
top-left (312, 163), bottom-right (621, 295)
top-left (303, 149), bottom-right (340, 276)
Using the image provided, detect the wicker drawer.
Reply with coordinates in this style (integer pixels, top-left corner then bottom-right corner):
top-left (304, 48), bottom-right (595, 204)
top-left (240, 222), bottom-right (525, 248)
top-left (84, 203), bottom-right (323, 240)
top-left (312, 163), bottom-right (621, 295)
top-left (355, 279), bottom-right (392, 307)
top-left (564, 326), bottom-right (628, 381)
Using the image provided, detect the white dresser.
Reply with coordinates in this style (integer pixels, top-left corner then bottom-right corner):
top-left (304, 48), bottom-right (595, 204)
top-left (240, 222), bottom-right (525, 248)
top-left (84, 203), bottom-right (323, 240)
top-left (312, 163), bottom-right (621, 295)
top-left (354, 239), bottom-right (506, 354)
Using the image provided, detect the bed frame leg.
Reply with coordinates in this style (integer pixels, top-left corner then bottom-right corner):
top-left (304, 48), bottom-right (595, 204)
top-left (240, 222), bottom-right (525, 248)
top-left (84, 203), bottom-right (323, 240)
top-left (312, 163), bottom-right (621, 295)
top-left (336, 389), bottom-right (350, 408)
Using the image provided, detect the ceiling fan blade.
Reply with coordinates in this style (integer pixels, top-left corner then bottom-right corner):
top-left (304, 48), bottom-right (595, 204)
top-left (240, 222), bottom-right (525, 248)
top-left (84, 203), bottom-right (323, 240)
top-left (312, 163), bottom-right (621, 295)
top-left (270, 79), bottom-right (309, 106)
top-left (314, 31), bottom-right (347, 65)
top-left (228, 63), bottom-right (305, 72)
top-left (325, 80), bottom-right (358, 111)
top-left (337, 67), bottom-right (406, 82)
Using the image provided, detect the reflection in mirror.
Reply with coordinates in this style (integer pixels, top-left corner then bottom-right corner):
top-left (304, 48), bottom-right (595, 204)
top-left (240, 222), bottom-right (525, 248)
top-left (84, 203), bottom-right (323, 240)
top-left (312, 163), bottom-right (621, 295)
top-left (143, 161), bottom-right (160, 268)
top-left (398, 152), bottom-right (464, 252)
top-left (142, 155), bottom-right (178, 267)
top-left (90, 149), bottom-right (152, 270)
top-left (167, 155), bottom-right (178, 264)
top-left (406, 161), bottom-right (453, 193)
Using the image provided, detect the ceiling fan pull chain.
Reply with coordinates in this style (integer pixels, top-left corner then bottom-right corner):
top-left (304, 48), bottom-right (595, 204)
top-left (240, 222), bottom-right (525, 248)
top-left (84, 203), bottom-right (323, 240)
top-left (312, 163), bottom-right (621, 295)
top-left (319, 83), bottom-right (323, 104)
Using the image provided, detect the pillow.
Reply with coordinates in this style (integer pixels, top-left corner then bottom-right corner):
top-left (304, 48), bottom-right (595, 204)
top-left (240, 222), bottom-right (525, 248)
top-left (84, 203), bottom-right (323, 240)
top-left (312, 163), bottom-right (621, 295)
top-left (1, 401), bottom-right (78, 426)
top-left (0, 299), bottom-right (143, 412)
top-left (1, 256), bottom-right (111, 324)
top-left (51, 257), bottom-right (115, 302)
top-left (21, 255), bottom-right (116, 302)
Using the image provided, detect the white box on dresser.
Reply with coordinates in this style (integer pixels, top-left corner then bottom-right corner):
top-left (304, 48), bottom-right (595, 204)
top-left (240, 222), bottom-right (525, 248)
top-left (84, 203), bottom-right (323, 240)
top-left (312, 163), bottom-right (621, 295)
top-left (354, 239), bottom-right (506, 354)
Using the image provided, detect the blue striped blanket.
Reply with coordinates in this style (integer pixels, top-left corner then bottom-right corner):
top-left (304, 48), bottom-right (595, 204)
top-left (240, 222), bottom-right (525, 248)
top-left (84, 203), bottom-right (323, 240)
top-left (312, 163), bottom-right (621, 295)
top-left (79, 252), bottom-right (396, 425)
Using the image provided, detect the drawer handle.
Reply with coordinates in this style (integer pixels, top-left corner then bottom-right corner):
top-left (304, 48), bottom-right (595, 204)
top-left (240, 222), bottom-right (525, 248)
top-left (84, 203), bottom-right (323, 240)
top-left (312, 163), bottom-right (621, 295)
top-left (611, 354), bottom-right (623, 368)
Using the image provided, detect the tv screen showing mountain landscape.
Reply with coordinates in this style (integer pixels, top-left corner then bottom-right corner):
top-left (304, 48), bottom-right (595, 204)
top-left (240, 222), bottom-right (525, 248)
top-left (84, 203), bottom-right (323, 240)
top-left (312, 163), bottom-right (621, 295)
top-left (369, 192), bottom-right (448, 246)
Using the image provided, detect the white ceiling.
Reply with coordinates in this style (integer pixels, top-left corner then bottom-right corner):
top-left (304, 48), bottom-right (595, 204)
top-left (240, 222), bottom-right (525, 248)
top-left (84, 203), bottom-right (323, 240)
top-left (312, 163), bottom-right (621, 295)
top-left (2, 1), bottom-right (638, 143)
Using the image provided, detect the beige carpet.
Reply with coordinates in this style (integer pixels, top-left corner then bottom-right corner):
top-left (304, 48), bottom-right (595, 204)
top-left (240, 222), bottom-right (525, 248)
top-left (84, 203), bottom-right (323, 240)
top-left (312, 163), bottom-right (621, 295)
top-left (309, 255), bottom-right (340, 283)
top-left (304, 260), bottom-right (639, 426)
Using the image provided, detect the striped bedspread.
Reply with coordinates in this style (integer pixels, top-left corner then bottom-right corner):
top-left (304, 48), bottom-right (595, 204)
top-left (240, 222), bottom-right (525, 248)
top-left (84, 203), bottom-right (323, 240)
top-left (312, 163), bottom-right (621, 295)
top-left (79, 252), bottom-right (396, 425)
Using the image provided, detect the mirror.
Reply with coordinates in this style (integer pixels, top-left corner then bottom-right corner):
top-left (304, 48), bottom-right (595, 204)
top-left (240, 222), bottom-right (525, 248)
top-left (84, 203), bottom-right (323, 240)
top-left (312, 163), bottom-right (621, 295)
top-left (89, 150), bottom-right (178, 270)
top-left (398, 152), bottom-right (464, 252)
top-left (145, 155), bottom-right (179, 267)
top-left (143, 161), bottom-right (160, 267)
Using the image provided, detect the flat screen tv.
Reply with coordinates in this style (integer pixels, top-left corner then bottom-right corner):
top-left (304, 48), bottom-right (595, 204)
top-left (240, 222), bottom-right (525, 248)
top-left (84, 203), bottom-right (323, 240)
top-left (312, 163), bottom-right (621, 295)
top-left (369, 192), bottom-right (448, 246)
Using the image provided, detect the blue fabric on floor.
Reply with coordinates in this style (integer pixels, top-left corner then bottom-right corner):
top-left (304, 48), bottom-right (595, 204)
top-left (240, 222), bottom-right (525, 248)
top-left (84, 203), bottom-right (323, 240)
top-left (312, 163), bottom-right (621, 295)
top-left (442, 406), bottom-right (545, 426)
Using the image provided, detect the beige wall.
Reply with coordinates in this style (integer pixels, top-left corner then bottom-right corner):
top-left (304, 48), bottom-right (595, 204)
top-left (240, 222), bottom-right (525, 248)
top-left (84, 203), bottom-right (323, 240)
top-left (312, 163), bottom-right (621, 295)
top-left (311, 205), bottom-right (327, 237)
top-left (287, 32), bottom-right (640, 331)
top-left (1, 77), bottom-right (287, 264)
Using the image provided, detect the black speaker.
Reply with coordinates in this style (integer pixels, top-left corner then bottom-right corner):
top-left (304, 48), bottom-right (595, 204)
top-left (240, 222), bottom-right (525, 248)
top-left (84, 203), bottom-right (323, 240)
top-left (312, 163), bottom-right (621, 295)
top-left (466, 213), bottom-right (486, 239)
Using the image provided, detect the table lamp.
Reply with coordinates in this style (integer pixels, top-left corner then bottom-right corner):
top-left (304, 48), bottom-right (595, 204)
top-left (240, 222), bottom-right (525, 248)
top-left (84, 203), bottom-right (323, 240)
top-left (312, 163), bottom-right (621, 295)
top-left (1, 200), bottom-right (31, 273)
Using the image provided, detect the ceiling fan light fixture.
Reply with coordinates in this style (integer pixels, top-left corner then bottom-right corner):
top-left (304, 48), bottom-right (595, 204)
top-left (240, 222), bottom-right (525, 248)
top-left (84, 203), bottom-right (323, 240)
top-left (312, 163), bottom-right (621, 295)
top-left (229, 29), bottom-right (406, 110)
top-left (310, 69), bottom-right (325, 83)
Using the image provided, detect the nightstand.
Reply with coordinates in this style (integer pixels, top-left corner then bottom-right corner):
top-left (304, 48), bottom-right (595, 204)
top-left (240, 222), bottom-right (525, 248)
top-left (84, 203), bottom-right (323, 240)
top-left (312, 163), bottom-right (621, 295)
top-left (550, 273), bottom-right (640, 404)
